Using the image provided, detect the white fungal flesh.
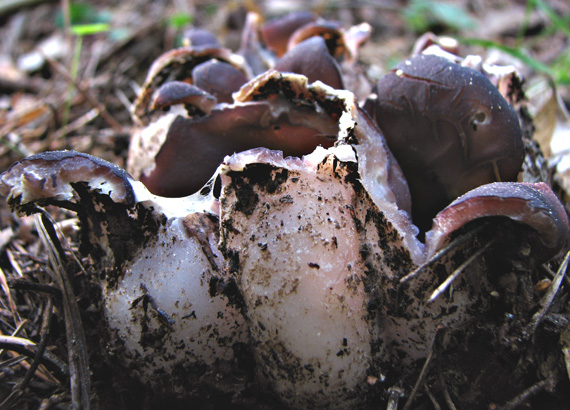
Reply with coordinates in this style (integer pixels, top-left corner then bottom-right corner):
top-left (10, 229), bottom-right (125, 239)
top-left (218, 146), bottom-right (424, 409)
top-left (104, 215), bottom-right (248, 393)
top-left (220, 149), bottom-right (372, 409)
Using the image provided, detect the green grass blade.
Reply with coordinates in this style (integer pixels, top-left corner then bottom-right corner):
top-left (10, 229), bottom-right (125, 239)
top-left (459, 37), bottom-right (556, 76)
top-left (530, 0), bottom-right (570, 38)
top-left (70, 23), bottom-right (110, 36)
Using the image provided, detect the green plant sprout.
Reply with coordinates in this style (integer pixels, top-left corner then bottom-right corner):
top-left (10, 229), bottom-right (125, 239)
top-left (59, 3), bottom-right (110, 133)
top-left (402, 0), bottom-right (477, 33)
top-left (166, 12), bottom-right (195, 47)
top-left (166, 12), bottom-right (194, 30)
top-left (461, 0), bottom-right (570, 86)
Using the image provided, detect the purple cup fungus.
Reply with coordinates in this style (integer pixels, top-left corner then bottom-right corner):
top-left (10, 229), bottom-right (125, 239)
top-left (239, 11), bottom-right (371, 94)
top-left (217, 145), bottom-right (418, 409)
top-left (259, 12), bottom-right (352, 62)
top-left (277, 17), bottom-right (372, 92)
top-left (127, 15), bottom-right (374, 200)
top-left (182, 28), bottom-right (221, 49)
top-left (127, 44), bottom-right (249, 196)
top-left (133, 45), bottom-right (250, 121)
top-left (237, 12), bottom-right (276, 76)
top-left (426, 182), bottom-right (569, 263)
top-left (0, 74), bottom-right (419, 408)
top-left (365, 53), bottom-right (525, 232)
top-left (2, 148), bottom-right (566, 409)
top-left (269, 14), bottom-right (372, 96)
top-left (129, 70), bottom-right (399, 202)
top-left (191, 60), bottom-right (249, 104)
top-left (128, 14), bottom-right (373, 199)
top-left (133, 71), bottom-right (339, 198)
top-left (286, 20), bottom-right (347, 60)
top-left (274, 36), bottom-right (344, 89)
top-left (150, 81), bottom-right (217, 114)
top-left (261, 11), bottom-right (318, 57)
top-left (411, 32), bottom-right (460, 57)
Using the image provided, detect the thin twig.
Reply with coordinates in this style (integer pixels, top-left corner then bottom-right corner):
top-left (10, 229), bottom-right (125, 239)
top-left (17, 297), bottom-right (54, 389)
top-left (0, 0), bottom-right (49, 17)
top-left (437, 365), bottom-right (458, 410)
top-left (428, 239), bottom-right (495, 303)
top-left (115, 88), bottom-right (138, 124)
top-left (541, 262), bottom-right (570, 289)
top-left (497, 379), bottom-right (550, 410)
top-left (7, 280), bottom-right (62, 298)
top-left (402, 326), bottom-right (445, 410)
top-left (60, 0), bottom-right (71, 38)
top-left (423, 384), bottom-right (443, 410)
top-left (0, 298), bottom-right (55, 409)
top-left (0, 335), bottom-right (68, 381)
top-left (36, 212), bottom-right (91, 410)
top-left (400, 222), bottom-right (489, 283)
top-left (0, 355), bottom-right (27, 368)
top-left (524, 250), bottom-right (570, 338)
top-left (50, 108), bottom-right (100, 140)
top-left (0, 266), bottom-right (22, 325)
top-left (10, 320), bottom-right (28, 338)
top-left (38, 392), bottom-right (70, 410)
top-left (0, 76), bottom-right (47, 93)
top-left (5, 249), bottom-right (25, 278)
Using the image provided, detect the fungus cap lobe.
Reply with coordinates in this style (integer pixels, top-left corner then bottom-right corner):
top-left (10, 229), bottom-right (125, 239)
top-left (139, 71), bottom-right (354, 198)
top-left (274, 36), bottom-right (344, 89)
top-left (133, 46), bottom-right (247, 120)
top-left (139, 100), bottom-right (336, 197)
top-left (426, 182), bottom-right (569, 262)
top-left (369, 54), bottom-right (524, 231)
top-left (191, 60), bottom-right (249, 104)
top-left (286, 20), bottom-right (346, 58)
top-left (183, 28), bottom-right (221, 49)
top-left (261, 11), bottom-right (318, 56)
top-left (151, 81), bottom-right (217, 114)
top-left (0, 150), bottom-right (134, 206)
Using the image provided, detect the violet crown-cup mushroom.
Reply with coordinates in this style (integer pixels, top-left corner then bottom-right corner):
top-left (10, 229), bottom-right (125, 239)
top-left (127, 12), bottom-right (369, 199)
top-left (364, 53), bottom-right (526, 232)
top-left (151, 81), bottom-right (218, 114)
top-left (0, 11), bottom-right (569, 410)
top-left (274, 36), bottom-right (344, 89)
top-left (191, 59), bottom-right (249, 104)
top-left (261, 11), bottom-right (318, 57)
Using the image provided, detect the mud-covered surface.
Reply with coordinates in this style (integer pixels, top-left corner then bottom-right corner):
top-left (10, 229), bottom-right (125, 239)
top-left (1, 1), bottom-right (570, 409)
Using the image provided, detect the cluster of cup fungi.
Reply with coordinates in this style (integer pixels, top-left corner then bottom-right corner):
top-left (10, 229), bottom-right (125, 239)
top-left (1, 10), bottom-right (569, 410)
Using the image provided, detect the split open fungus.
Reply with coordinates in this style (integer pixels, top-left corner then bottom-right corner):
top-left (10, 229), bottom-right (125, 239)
top-left (1, 11), bottom-right (568, 410)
